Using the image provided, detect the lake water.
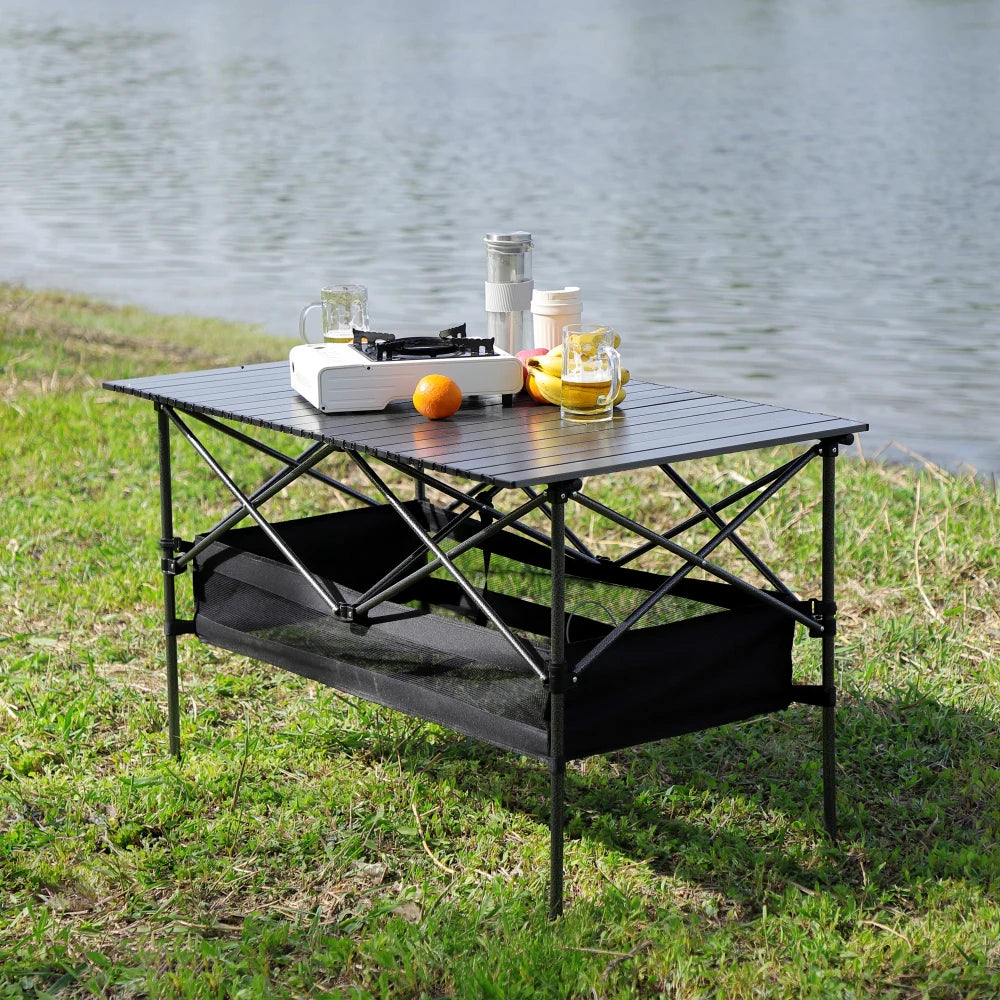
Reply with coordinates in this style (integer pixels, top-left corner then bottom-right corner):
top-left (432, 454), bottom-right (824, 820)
top-left (2, 0), bottom-right (998, 476)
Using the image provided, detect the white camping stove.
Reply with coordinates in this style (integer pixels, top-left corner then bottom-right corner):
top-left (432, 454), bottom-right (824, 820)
top-left (289, 325), bottom-right (524, 413)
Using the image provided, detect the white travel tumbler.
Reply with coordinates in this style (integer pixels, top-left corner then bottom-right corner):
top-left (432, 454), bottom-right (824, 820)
top-left (531, 286), bottom-right (582, 351)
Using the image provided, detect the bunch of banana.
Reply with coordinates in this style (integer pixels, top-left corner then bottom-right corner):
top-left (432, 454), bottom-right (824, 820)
top-left (523, 334), bottom-right (630, 408)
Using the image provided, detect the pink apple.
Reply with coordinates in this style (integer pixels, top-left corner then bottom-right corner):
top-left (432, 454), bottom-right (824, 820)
top-left (515, 348), bottom-right (548, 390)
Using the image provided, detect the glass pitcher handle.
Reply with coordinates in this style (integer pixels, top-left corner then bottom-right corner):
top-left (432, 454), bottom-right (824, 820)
top-left (599, 345), bottom-right (621, 405)
top-left (298, 301), bottom-right (323, 343)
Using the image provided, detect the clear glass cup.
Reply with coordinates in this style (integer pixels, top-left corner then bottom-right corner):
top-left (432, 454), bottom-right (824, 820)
top-left (560, 324), bottom-right (621, 423)
top-left (299, 283), bottom-right (369, 344)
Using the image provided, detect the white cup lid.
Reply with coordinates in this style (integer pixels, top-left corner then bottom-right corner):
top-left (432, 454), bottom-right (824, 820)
top-left (531, 286), bottom-right (581, 305)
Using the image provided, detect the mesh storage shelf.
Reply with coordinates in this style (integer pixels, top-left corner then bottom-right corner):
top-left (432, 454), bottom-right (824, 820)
top-left (193, 501), bottom-right (797, 762)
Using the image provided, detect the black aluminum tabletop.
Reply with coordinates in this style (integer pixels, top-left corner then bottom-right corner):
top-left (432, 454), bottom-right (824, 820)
top-left (104, 362), bottom-right (868, 488)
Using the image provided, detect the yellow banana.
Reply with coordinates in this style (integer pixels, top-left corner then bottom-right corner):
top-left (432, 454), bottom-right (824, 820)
top-left (529, 351), bottom-right (565, 378)
top-left (524, 363), bottom-right (564, 406)
top-left (621, 367), bottom-right (630, 386)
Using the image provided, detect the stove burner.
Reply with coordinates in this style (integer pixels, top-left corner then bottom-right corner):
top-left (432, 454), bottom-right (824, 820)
top-left (352, 324), bottom-right (499, 362)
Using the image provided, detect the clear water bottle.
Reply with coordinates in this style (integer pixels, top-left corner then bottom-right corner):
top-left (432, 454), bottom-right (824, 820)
top-left (484, 231), bottom-right (533, 355)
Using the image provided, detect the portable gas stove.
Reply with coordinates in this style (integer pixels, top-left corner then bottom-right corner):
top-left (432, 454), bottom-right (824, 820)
top-left (289, 324), bottom-right (524, 413)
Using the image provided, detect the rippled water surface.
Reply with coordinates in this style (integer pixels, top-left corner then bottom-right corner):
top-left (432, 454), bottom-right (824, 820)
top-left (2, 0), bottom-right (998, 474)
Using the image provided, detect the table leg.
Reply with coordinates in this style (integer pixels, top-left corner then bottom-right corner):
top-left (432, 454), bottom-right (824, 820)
top-left (548, 484), bottom-right (569, 918)
top-left (157, 405), bottom-right (181, 760)
top-left (821, 441), bottom-right (839, 839)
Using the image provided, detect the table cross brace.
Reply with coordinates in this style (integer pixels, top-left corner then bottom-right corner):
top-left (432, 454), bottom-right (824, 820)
top-left (345, 450), bottom-right (548, 680)
top-left (570, 446), bottom-right (820, 677)
top-left (658, 462), bottom-right (797, 599)
top-left (177, 408), bottom-right (380, 507)
top-left (613, 447), bottom-right (817, 568)
top-left (163, 406), bottom-right (346, 615)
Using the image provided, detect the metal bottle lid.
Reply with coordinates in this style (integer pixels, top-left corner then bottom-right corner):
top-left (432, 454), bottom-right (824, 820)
top-left (484, 232), bottom-right (533, 251)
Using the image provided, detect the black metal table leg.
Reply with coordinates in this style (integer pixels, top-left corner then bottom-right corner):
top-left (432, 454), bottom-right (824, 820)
top-left (156, 405), bottom-right (182, 760)
top-left (547, 482), bottom-right (570, 919)
top-left (821, 440), bottom-right (839, 839)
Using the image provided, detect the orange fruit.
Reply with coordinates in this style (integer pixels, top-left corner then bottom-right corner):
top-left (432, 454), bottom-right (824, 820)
top-left (412, 373), bottom-right (463, 419)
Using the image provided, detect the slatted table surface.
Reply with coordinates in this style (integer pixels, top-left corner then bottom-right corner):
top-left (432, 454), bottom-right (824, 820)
top-left (104, 362), bottom-right (869, 487)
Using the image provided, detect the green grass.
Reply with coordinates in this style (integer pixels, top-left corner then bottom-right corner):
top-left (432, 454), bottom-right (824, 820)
top-left (2, 282), bottom-right (998, 998)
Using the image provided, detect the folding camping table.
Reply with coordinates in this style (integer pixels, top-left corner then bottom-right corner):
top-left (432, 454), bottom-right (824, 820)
top-left (104, 362), bottom-right (867, 916)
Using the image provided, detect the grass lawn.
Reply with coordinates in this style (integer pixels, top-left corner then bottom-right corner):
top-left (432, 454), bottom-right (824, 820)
top-left (1, 283), bottom-right (998, 999)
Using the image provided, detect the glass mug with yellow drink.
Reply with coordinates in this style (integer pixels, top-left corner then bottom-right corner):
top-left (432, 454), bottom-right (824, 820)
top-left (560, 324), bottom-right (622, 423)
top-left (299, 283), bottom-right (370, 344)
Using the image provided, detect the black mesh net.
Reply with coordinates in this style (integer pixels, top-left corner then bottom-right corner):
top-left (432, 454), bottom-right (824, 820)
top-left (196, 566), bottom-right (548, 733)
top-left (192, 501), bottom-right (795, 759)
